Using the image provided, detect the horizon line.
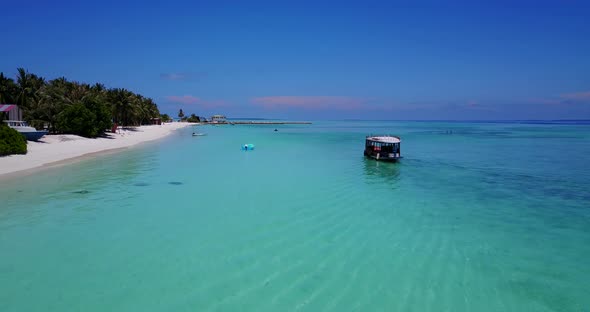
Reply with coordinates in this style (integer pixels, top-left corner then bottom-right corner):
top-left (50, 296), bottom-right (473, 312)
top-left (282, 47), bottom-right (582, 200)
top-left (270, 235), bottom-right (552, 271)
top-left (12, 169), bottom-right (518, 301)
top-left (225, 118), bottom-right (590, 122)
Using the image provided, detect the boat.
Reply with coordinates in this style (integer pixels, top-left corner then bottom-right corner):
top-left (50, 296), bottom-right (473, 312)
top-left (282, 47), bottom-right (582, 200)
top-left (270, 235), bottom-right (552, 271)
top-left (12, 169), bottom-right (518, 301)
top-left (192, 132), bottom-right (207, 136)
top-left (3, 120), bottom-right (48, 141)
top-left (364, 135), bottom-right (401, 162)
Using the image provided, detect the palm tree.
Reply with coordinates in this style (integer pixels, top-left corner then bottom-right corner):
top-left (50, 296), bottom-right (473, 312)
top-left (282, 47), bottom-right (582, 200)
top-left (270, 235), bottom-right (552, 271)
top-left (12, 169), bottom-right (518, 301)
top-left (108, 88), bottom-right (130, 126)
top-left (0, 73), bottom-right (17, 104)
top-left (36, 79), bottom-right (67, 131)
top-left (15, 68), bottom-right (45, 111)
top-left (3, 68), bottom-right (161, 134)
top-left (13, 68), bottom-right (47, 129)
top-left (92, 83), bottom-right (106, 93)
top-left (137, 97), bottom-right (158, 125)
top-left (108, 88), bottom-right (155, 126)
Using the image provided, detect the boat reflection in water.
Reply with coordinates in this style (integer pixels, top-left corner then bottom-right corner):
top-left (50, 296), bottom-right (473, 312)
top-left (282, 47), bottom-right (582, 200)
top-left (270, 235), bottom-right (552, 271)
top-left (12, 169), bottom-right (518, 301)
top-left (362, 158), bottom-right (401, 188)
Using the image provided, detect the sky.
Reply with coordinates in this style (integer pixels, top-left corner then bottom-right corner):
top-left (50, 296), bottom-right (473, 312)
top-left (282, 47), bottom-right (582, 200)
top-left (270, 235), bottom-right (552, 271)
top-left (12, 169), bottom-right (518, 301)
top-left (1, 0), bottom-right (589, 120)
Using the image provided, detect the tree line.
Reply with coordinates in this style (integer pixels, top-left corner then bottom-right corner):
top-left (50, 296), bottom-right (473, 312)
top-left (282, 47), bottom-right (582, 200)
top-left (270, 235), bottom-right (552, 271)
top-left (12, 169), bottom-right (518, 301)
top-left (0, 68), bottom-right (161, 137)
top-left (176, 109), bottom-right (201, 123)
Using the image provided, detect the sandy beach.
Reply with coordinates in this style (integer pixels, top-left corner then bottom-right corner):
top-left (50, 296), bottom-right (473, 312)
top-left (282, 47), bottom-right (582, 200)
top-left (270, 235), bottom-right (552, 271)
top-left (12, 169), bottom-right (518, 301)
top-left (0, 122), bottom-right (191, 177)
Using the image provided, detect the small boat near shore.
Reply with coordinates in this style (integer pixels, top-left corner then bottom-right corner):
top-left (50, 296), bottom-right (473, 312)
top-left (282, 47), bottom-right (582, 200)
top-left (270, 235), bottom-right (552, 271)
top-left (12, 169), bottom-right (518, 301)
top-left (3, 120), bottom-right (48, 141)
top-left (364, 135), bottom-right (401, 162)
top-left (192, 132), bottom-right (207, 136)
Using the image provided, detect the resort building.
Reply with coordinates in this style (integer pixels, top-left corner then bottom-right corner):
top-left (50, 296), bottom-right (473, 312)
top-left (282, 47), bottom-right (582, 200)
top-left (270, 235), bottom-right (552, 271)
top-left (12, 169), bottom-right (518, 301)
top-left (210, 115), bottom-right (227, 123)
top-left (0, 104), bottom-right (23, 121)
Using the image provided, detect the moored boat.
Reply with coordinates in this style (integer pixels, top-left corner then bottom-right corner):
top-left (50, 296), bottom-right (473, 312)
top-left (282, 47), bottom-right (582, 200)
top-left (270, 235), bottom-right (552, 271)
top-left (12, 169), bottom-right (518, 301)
top-left (364, 135), bottom-right (401, 162)
top-left (3, 120), bottom-right (48, 141)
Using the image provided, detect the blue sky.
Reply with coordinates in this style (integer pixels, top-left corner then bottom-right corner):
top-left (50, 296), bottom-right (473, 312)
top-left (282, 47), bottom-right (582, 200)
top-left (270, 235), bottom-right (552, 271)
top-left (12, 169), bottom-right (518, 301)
top-left (1, 1), bottom-right (589, 120)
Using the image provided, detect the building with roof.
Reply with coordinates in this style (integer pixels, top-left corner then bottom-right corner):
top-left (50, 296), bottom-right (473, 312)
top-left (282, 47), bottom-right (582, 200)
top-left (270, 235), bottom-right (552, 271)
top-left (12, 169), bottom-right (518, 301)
top-left (0, 104), bottom-right (22, 121)
top-left (210, 115), bottom-right (227, 123)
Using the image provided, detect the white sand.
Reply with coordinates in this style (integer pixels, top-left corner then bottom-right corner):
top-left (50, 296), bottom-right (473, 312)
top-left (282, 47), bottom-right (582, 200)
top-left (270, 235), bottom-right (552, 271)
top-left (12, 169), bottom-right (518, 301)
top-left (0, 122), bottom-right (192, 177)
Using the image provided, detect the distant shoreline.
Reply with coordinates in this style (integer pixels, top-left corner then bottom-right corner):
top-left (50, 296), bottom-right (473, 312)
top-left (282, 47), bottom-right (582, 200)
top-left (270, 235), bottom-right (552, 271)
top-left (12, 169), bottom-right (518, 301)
top-left (225, 121), bottom-right (311, 125)
top-left (0, 122), bottom-right (191, 179)
top-left (332, 119), bottom-right (590, 125)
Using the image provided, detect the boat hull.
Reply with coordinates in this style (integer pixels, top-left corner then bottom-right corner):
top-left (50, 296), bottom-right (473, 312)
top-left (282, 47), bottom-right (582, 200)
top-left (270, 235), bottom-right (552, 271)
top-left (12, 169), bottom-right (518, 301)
top-left (364, 151), bottom-right (401, 162)
top-left (20, 131), bottom-right (48, 141)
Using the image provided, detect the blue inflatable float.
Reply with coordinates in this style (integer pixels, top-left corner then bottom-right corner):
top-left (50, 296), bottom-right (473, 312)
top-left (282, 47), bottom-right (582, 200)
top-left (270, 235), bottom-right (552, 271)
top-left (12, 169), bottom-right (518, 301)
top-left (242, 144), bottom-right (255, 151)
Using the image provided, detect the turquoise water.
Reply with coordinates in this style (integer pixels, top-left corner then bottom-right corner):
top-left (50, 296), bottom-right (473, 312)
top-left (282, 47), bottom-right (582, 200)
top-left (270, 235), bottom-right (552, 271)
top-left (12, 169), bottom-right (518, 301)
top-left (1, 121), bottom-right (589, 311)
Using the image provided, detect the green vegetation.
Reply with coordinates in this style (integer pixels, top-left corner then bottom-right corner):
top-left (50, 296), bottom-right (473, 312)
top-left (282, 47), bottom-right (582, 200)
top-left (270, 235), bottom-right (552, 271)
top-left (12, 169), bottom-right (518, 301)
top-left (0, 123), bottom-right (27, 156)
top-left (56, 104), bottom-right (100, 138)
top-left (160, 114), bottom-right (172, 122)
top-left (186, 114), bottom-right (201, 123)
top-left (0, 68), bottom-right (161, 137)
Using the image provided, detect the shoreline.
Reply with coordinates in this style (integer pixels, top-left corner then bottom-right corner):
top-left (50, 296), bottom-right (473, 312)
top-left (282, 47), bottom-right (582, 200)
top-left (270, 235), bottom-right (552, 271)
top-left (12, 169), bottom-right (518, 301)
top-left (0, 122), bottom-right (191, 179)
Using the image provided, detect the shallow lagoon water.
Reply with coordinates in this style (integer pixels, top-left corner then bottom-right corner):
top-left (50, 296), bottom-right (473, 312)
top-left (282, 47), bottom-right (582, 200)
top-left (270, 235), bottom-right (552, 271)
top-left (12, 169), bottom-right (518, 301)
top-left (1, 121), bottom-right (589, 311)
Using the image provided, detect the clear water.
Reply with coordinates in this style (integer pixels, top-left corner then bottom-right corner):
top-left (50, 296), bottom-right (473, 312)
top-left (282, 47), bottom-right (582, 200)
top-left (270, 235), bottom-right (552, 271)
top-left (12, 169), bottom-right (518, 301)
top-left (1, 121), bottom-right (589, 311)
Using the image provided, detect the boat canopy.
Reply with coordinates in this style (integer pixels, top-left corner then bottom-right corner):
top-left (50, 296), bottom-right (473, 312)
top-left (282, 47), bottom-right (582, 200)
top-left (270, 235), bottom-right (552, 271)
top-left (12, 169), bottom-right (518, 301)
top-left (366, 136), bottom-right (401, 143)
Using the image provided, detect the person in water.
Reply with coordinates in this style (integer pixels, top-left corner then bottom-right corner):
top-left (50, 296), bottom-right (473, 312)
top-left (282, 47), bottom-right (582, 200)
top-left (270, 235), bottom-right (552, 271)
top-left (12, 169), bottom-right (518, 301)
top-left (244, 144), bottom-right (248, 150)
